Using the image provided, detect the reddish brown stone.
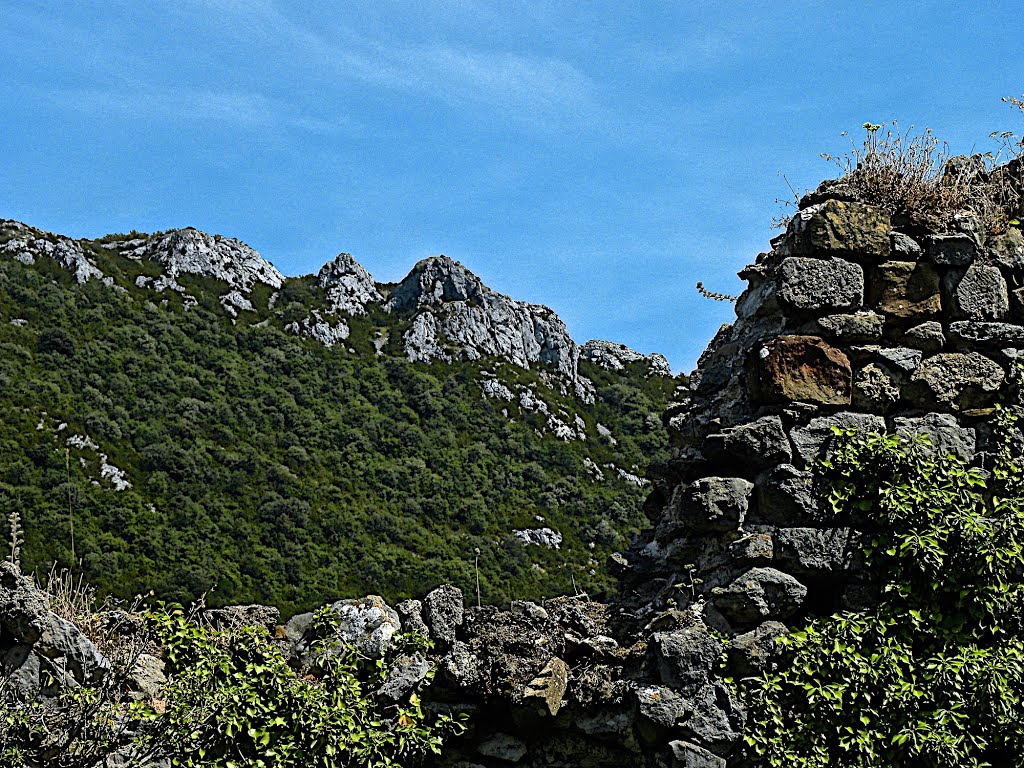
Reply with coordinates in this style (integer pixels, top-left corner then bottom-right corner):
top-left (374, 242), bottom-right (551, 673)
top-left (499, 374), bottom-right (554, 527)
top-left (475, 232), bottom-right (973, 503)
top-left (753, 335), bottom-right (852, 405)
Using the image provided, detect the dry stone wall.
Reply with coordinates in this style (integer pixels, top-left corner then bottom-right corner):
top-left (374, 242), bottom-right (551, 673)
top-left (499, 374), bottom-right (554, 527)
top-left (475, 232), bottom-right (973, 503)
top-left (615, 187), bottom-right (1023, 765)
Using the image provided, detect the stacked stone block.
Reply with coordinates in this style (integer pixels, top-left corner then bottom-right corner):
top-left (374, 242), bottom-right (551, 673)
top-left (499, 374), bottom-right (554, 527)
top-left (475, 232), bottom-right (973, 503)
top-left (620, 195), bottom-right (1023, 764)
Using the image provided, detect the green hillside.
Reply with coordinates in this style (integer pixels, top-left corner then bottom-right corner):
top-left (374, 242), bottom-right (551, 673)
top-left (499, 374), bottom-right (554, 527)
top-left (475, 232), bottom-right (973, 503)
top-left (0, 223), bottom-right (677, 614)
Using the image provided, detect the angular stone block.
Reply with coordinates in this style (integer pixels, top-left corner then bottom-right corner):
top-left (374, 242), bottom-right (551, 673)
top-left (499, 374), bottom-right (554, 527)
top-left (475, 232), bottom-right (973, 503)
top-left (713, 567), bottom-right (807, 624)
top-left (670, 739), bottom-right (727, 768)
top-left (948, 321), bottom-right (1024, 349)
top-left (772, 527), bottom-right (851, 573)
top-left (890, 231), bottom-right (921, 259)
top-left (786, 199), bottom-right (891, 259)
top-left (906, 352), bottom-right (1005, 411)
top-left (754, 464), bottom-right (821, 525)
top-left (946, 264), bottom-right (1009, 321)
top-left (673, 477), bottom-right (754, 533)
top-left (727, 620), bottom-right (788, 677)
top-left (702, 415), bottom-right (792, 469)
top-left (816, 310), bottom-right (884, 343)
top-left (928, 233), bottom-right (978, 266)
top-left (893, 412), bottom-right (976, 459)
top-left (653, 624), bottom-right (724, 691)
top-left (869, 261), bottom-right (942, 318)
top-left (753, 335), bottom-right (852, 406)
top-left (790, 412), bottom-right (886, 464)
top-left (853, 362), bottom-right (901, 412)
top-left (777, 257), bottom-right (864, 312)
top-left (897, 321), bottom-right (946, 353)
top-left (989, 228), bottom-right (1024, 271)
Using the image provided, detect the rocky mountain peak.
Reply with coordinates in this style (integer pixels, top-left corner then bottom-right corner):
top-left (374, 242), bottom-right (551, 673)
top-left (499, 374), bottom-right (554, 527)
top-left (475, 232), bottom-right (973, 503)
top-left (316, 252), bottom-right (383, 316)
top-left (119, 227), bottom-right (285, 292)
top-left (581, 340), bottom-right (673, 376)
top-left (383, 255), bottom-right (595, 400)
top-left (386, 254), bottom-right (486, 311)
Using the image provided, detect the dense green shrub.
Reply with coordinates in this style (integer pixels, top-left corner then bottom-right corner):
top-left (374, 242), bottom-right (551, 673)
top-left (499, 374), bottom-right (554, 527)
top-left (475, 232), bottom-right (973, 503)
top-left (744, 401), bottom-right (1024, 767)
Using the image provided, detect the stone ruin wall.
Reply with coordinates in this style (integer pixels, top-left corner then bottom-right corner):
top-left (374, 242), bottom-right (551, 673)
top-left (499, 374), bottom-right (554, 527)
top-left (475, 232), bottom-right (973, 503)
top-left (2, 169), bottom-right (1024, 768)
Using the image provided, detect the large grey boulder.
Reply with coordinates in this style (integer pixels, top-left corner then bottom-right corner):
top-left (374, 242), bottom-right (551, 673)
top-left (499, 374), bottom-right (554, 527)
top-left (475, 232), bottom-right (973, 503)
top-left (712, 568), bottom-right (807, 624)
top-left (754, 464), bottom-right (821, 525)
top-left (816, 310), bottom-right (885, 343)
top-left (772, 528), bottom-right (851, 574)
top-left (928, 233), bottom-right (978, 266)
top-left (673, 477), bottom-right (754, 533)
top-left (652, 623), bottom-right (724, 692)
top-left (988, 228), bottom-right (1024, 270)
top-left (948, 321), bottom-right (1024, 349)
top-left (290, 596), bottom-right (401, 661)
top-left (670, 739), bottom-right (726, 768)
top-left (636, 685), bottom-right (691, 728)
top-left (423, 584), bottom-right (465, 647)
top-left (727, 621), bottom-right (788, 677)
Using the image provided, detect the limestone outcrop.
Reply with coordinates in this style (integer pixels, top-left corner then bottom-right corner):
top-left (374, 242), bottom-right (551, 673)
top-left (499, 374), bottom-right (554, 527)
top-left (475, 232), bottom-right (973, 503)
top-left (386, 255), bottom-right (595, 400)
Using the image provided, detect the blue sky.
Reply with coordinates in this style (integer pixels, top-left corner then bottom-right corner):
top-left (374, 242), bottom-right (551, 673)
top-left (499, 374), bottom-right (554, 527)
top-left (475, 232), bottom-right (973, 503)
top-left (2, 1), bottom-right (1022, 372)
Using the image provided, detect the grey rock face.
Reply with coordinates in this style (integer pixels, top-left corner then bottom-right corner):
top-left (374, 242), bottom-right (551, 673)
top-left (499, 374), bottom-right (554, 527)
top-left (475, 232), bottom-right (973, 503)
top-left (423, 584), bottom-right (464, 646)
top-left (673, 477), bottom-right (754, 533)
top-left (790, 412), bottom-right (886, 465)
top-left (581, 339), bottom-right (672, 376)
top-left (777, 257), bottom-right (864, 311)
top-left (853, 362), bottom-right (901, 412)
top-left (679, 682), bottom-right (745, 755)
top-left (907, 352), bottom-right (1005, 410)
top-left (0, 561), bottom-right (51, 644)
top-left (396, 599), bottom-right (429, 636)
top-left (877, 346), bottom-right (923, 373)
top-left (128, 653), bottom-right (167, 700)
top-left (120, 228), bottom-right (285, 292)
top-left (387, 256), bottom-right (593, 400)
top-left (291, 596), bottom-right (401, 660)
top-left (2, 644), bottom-right (41, 699)
top-left (513, 528), bottom-right (563, 548)
top-left (637, 685), bottom-right (690, 728)
top-left (712, 567), bottom-right (807, 624)
top-left (928, 233), bottom-right (978, 265)
top-left (946, 264), bottom-right (1009, 320)
top-left (893, 412), bottom-right (976, 458)
top-left (0, 222), bottom-right (106, 284)
top-left (702, 416), bottom-right (792, 470)
top-left (286, 311), bottom-right (350, 346)
top-left (890, 231), bottom-right (922, 259)
top-left (317, 253), bottom-right (384, 315)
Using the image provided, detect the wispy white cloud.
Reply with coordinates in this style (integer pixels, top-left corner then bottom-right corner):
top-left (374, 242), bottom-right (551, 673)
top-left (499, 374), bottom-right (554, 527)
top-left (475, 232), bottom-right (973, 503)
top-left (7, 81), bottom-right (349, 136)
top-left (176, 0), bottom-right (598, 129)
